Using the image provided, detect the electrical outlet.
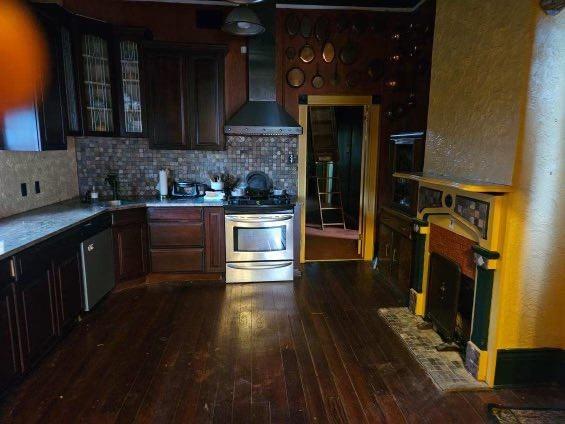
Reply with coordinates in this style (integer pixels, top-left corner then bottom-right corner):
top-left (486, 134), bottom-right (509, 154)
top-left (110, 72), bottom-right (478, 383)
top-left (21, 183), bottom-right (27, 197)
top-left (35, 181), bottom-right (41, 194)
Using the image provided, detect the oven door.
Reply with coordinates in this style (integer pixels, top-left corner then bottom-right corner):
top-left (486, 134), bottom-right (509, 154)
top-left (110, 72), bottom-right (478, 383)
top-left (225, 214), bottom-right (294, 262)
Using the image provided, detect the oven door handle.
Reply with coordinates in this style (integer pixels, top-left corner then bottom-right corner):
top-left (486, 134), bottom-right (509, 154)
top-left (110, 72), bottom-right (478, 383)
top-left (225, 215), bottom-right (294, 223)
top-left (227, 262), bottom-right (293, 271)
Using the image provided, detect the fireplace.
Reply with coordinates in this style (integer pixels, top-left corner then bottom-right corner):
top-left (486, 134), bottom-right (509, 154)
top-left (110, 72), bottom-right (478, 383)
top-left (393, 172), bottom-right (511, 386)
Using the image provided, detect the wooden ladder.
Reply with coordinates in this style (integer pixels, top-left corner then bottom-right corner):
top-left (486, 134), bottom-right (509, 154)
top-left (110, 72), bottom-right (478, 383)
top-left (313, 161), bottom-right (347, 230)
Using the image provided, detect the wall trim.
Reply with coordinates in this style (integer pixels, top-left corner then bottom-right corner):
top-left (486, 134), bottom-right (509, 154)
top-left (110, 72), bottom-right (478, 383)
top-left (494, 348), bottom-right (565, 387)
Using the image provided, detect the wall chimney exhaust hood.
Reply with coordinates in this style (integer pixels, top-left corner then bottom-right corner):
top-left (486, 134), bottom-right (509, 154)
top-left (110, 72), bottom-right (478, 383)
top-left (223, 1), bottom-right (303, 136)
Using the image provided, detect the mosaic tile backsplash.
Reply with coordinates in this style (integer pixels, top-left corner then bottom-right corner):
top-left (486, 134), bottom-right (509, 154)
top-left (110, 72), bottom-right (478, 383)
top-left (75, 136), bottom-right (298, 198)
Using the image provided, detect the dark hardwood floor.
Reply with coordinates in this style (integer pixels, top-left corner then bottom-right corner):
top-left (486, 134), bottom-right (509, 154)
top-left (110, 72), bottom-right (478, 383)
top-left (1, 262), bottom-right (563, 423)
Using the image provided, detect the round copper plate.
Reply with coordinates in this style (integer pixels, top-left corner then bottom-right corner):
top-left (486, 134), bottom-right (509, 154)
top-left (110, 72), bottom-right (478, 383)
top-left (339, 41), bottom-right (359, 65)
top-left (299, 44), bottom-right (315, 63)
top-left (315, 16), bottom-right (330, 43)
top-left (285, 46), bottom-right (296, 60)
top-left (285, 13), bottom-right (300, 36)
top-left (286, 67), bottom-right (305, 88)
top-left (300, 16), bottom-right (312, 38)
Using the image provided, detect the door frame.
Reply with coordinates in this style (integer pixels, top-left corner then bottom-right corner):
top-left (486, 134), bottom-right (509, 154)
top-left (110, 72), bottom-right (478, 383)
top-left (298, 95), bottom-right (380, 263)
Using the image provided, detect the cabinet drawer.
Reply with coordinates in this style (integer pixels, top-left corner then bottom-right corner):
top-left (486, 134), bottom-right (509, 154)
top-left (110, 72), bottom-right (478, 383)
top-left (148, 207), bottom-right (203, 222)
top-left (381, 209), bottom-right (413, 239)
top-left (150, 248), bottom-right (204, 273)
top-left (16, 245), bottom-right (51, 281)
top-left (112, 208), bottom-right (147, 226)
top-left (149, 222), bottom-right (203, 247)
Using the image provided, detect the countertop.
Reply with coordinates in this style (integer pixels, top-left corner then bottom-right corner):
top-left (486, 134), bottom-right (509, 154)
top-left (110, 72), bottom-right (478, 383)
top-left (0, 197), bottom-right (227, 261)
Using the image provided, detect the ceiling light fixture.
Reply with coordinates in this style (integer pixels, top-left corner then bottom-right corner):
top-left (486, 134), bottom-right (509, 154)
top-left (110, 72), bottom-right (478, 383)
top-left (222, 5), bottom-right (265, 36)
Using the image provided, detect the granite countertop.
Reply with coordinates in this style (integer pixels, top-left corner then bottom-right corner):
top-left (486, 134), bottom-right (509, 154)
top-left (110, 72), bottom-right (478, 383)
top-left (0, 197), bottom-right (227, 261)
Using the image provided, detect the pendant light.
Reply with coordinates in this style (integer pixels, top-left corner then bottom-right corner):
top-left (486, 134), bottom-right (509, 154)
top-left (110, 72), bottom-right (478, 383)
top-left (222, 1), bottom-right (265, 36)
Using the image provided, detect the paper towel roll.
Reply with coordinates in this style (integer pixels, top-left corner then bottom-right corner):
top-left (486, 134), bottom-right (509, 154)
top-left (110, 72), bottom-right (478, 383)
top-left (158, 170), bottom-right (168, 197)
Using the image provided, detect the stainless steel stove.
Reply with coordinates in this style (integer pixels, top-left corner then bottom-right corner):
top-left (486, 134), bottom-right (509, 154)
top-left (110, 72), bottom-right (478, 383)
top-left (225, 194), bottom-right (295, 283)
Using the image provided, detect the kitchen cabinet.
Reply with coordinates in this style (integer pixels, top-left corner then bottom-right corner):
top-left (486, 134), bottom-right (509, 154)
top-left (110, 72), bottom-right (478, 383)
top-left (377, 207), bottom-right (414, 305)
top-left (144, 43), bottom-right (226, 150)
top-left (0, 260), bottom-right (20, 394)
top-left (114, 28), bottom-right (151, 138)
top-left (52, 243), bottom-right (83, 335)
top-left (112, 208), bottom-right (149, 283)
top-left (148, 207), bottom-right (225, 275)
top-left (204, 207), bottom-right (225, 273)
top-left (73, 16), bottom-right (119, 136)
top-left (0, 11), bottom-right (68, 151)
top-left (15, 249), bottom-right (58, 370)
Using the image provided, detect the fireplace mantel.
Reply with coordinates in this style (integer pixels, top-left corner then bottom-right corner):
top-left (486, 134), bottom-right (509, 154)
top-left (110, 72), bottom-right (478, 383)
top-left (393, 172), bottom-right (512, 194)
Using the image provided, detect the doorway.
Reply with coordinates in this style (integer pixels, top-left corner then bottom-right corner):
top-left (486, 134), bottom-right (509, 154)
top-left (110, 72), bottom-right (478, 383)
top-left (298, 96), bottom-right (380, 263)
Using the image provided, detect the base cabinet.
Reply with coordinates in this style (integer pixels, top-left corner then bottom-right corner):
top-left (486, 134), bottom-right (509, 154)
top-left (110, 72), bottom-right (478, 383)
top-left (377, 208), bottom-right (415, 305)
top-left (16, 262), bottom-right (58, 370)
top-left (52, 245), bottom-right (83, 334)
top-left (112, 209), bottom-right (149, 283)
top-left (0, 270), bottom-right (20, 394)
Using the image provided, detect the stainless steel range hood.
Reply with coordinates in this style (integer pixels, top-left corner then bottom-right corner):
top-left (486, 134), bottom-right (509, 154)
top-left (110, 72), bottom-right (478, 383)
top-left (224, 2), bottom-right (302, 136)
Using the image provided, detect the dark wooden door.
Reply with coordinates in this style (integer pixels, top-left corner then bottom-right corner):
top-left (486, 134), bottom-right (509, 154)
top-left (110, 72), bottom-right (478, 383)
top-left (189, 53), bottom-right (225, 150)
top-left (145, 48), bottom-right (189, 149)
top-left (114, 223), bottom-right (148, 282)
top-left (377, 224), bottom-right (393, 280)
top-left (0, 281), bottom-right (21, 393)
top-left (17, 266), bottom-right (58, 369)
top-left (204, 207), bottom-right (225, 273)
top-left (53, 245), bottom-right (83, 334)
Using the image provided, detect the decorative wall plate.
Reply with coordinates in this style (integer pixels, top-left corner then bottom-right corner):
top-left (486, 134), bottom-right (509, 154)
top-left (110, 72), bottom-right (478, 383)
top-left (312, 65), bottom-right (324, 89)
top-left (286, 67), bottom-right (305, 88)
top-left (315, 16), bottom-right (330, 43)
top-left (322, 42), bottom-right (335, 63)
top-left (285, 13), bottom-right (300, 36)
top-left (299, 44), bottom-right (315, 63)
top-left (300, 16), bottom-right (313, 38)
top-left (336, 15), bottom-right (350, 33)
top-left (339, 41), bottom-right (359, 65)
top-left (285, 46), bottom-right (296, 60)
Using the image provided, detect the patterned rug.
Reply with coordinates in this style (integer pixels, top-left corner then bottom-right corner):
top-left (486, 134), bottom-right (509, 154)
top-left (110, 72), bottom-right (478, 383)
top-left (488, 404), bottom-right (565, 423)
top-left (377, 307), bottom-right (488, 391)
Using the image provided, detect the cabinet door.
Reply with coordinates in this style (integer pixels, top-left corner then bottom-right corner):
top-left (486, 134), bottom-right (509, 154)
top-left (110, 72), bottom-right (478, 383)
top-left (115, 29), bottom-right (149, 137)
top-left (145, 48), bottom-right (189, 149)
top-left (204, 207), bottom-right (225, 273)
top-left (0, 282), bottom-right (21, 393)
top-left (53, 245), bottom-right (83, 334)
top-left (395, 235), bottom-right (413, 305)
top-left (113, 223), bottom-right (148, 282)
top-left (74, 17), bottom-right (118, 136)
top-left (189, 53), bottom-right (225, 150)
top-left (17, 266), bottom-right (58, 369)
top-left (377, 224), bottom-right (393, 280)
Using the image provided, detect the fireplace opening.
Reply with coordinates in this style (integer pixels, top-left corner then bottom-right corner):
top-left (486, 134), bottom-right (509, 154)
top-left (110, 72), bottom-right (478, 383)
top-left (425, 253), bottom-right (475, 351)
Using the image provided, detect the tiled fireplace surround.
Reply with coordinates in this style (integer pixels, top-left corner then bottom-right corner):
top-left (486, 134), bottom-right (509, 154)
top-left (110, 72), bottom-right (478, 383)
top-left (75, 135), bottom-right (298, 198)
top-left (408, 180), bottom-right (510, 384)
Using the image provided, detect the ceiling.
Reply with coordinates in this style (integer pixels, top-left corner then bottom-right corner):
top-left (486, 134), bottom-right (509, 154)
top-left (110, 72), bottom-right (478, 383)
top-left (127, 0), bottom-right (426, 12)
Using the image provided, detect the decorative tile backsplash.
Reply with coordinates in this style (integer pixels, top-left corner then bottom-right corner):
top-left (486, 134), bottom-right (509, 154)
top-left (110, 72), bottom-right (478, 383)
top-left (455, 195), bottom-right (490, 239)
top-left (75, 136), bottom-right (298, 198)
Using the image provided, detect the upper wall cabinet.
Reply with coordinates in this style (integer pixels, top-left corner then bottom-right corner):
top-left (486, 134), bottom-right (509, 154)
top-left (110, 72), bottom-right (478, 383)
top-left (0, 9), bottom-right (68, 152)
top-left (114, 28), bottom-right (150, 138)
top-left (144, 43), bottom-right (226, 151)
top-left (72, 17), bottom-right (119, 137)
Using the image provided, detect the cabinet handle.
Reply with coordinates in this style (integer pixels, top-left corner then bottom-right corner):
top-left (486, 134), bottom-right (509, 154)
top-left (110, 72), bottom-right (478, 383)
top-left (385, 244), bottom-right (389, 258)
top-left (9, 258), bottom-right (16, 279)
top-left (392, 249), bottom-right (397, 263)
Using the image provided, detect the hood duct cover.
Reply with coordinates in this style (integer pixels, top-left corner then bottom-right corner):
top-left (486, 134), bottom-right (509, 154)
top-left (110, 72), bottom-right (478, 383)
top-left (224, 2), bottom-right (302, 136)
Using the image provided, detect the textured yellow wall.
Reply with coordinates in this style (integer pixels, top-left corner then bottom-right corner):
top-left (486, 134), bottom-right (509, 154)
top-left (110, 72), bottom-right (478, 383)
top-left (0, 138), bottom-right (79, 218)
top-left (498, 8), bottom-right (565, 349)
top-left (424, 0), bottom-right (533, 185)
top-left (426, 0), bottom-right (565, 350)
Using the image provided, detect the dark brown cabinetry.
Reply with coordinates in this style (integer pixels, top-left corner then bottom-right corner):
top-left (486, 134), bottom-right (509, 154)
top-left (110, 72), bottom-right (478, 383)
top-left (0, 260), bottom-right (20, 394)
top-left (377, 208), bottom-right (414, 305)
top-left (204, 207), bottom-right (225, 273)
top-left (15, 252), bottom-right (58, 369)
top-left (112, 208), bottom-right (149, 283)
top-left (0, 10), bottom-right (68, 152)
top-left (148, 207), bottom-right (225, 275)
top-left (144, 43), bottom-right (226, 151)
top-left (52, 244), bottom-right (83, 334)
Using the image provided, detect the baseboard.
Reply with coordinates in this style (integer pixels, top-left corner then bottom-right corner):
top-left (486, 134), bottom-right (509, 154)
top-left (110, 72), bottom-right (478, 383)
top-left (494, 348), bottom-right (565, 387)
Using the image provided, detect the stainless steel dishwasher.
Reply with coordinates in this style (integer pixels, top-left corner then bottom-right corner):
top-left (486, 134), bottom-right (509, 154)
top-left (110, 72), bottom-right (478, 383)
top-left (80, 220), bottom-right (116, 311)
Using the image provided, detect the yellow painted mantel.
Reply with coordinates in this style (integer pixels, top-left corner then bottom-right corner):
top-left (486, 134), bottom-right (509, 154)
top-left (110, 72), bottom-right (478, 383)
top-left (393, 172), bottom-right (512, 194)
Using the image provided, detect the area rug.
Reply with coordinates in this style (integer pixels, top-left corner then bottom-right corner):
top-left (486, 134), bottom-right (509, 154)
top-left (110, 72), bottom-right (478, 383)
top-left (377, 307), bottom-right (488, 392)
top-left (487, 404), bottom-right (565, 423)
